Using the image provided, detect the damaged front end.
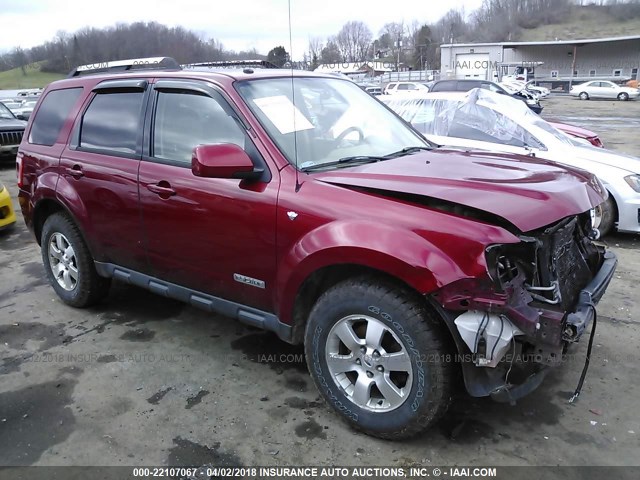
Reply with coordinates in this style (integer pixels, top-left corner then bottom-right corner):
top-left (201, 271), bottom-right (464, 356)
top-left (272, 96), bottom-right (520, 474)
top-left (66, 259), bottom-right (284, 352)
top-left (432, 212), bottom-right (617, 403)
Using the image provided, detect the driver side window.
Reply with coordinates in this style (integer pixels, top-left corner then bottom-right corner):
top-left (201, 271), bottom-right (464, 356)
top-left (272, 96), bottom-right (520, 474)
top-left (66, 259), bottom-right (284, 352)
top-left (153, 90), bottom-right (246, 164)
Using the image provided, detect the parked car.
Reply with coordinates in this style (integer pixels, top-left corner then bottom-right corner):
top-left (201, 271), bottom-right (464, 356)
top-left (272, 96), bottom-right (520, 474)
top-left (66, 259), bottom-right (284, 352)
top-left (0, 102), bottom-right (27, 161)
top-left (428, 79), bottom-right (543, 114)
top-left (17, 58), bottom-right (615, 439)
top-left (0, 182), bottom-right (17, 231)
top-left (364, 86), bottom-right (383, 96)
top-left (381, 89), bottom-right (640, 235)
top-left (548, 121), bottom-right (604, 148)
top-left (12, 100), bottom-right (38, 120)
top-left (570, 81), bottom-right (640, 101)
top-left (383, 81), bottom-right (429, 95)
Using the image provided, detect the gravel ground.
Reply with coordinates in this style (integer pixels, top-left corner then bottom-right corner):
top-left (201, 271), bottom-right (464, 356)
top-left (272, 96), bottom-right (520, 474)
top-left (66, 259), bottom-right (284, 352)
top-left (1, 95), bottom-right (639, 470)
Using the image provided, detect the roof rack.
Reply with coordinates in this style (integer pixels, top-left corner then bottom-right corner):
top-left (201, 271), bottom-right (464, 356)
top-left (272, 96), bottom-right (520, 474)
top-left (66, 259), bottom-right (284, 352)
top-left (183, 59), bottom-right (278, 70)
top-left (67, 57), bottom-right (181, 78)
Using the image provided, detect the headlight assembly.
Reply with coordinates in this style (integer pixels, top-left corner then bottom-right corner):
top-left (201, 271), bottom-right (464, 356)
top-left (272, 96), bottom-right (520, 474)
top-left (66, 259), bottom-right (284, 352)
top-left (624, 174), bottom-right (640, 193)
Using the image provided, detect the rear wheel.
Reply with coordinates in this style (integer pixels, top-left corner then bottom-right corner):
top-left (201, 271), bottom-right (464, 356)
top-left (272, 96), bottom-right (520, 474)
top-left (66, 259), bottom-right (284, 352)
top-left (41, 212), bottom-right (111, 307)
top-left (304, 276), bottom-right (454, 439)
top-left (617, 92), bottom-right (629, 101)
top-left (579, 92), bottom-right (589, 100)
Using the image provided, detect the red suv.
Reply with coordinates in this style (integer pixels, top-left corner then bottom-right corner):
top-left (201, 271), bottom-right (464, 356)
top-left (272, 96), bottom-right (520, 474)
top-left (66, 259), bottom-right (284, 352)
top-left (17, 58), bottom-right (616, 439)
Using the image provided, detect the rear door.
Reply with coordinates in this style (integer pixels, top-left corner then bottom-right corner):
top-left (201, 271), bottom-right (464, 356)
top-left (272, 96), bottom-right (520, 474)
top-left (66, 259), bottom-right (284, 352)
top-left (137, 80), bottom-right (278, 311)
top-left (60, 79), bottom-right (149, 270)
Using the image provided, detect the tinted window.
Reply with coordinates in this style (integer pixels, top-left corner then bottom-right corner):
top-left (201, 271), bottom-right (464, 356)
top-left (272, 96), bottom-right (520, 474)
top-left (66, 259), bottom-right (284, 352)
top-left (80, 91), bottom-right (144, 154)
top-left (398, 84), bottom-right (409, 90)
top-left (153, 91), bottom-right (246, 164)
top-left (29, 88), bottom-right (83, 146)
top-left (457, 81), bottom-right (481, 91)
top-left (430, 80), bottom-right (456, 92)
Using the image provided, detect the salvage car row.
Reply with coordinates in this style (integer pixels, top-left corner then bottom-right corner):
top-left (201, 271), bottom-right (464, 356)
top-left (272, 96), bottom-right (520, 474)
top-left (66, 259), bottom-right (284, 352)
top-left (5, 57), bottom-right (630, 440)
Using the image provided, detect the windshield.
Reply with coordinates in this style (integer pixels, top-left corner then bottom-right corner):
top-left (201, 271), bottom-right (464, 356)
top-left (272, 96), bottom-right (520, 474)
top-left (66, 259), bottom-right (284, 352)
top-left (0, 103), bottom-right (16, 119)
top-left (236, 77), bottom-right (428, 170)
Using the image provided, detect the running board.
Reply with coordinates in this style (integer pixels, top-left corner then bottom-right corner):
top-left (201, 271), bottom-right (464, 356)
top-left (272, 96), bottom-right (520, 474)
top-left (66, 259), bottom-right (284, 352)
top-left (94, 262), bottom-right (292, 342)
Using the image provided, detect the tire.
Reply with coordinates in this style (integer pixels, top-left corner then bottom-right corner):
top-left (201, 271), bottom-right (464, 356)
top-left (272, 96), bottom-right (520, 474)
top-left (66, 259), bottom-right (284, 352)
top-left (597, 195), bottom-right (617, 237)
top-left (617, 92), bottom-right (629, 101)
top-left (579, 92), bottom-right (589, 100)
top-left (304, 276), bottom-right (454, 439)
top-left (41, 212), bottom-right (111, 307)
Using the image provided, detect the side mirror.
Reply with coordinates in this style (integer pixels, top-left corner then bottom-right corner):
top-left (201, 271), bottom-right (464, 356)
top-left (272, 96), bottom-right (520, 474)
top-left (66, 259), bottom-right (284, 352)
top-left (16, 114), bottom-right (27, 121)
top-left (192, 143), bottom-right (262, 181)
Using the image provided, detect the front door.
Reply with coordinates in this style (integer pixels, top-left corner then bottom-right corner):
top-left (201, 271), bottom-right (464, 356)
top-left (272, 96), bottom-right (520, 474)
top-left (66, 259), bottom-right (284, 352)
top-left (138, 80), bottom-right (279, 311)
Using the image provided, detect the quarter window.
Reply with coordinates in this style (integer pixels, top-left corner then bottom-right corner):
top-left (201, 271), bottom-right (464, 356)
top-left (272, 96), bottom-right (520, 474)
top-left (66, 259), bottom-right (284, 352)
top-left (152, 91), bottom-right (246, 164)
top-left (29, 88), bottom-right (83, 146)
top-left (80, 91), bottom-right (144, 154)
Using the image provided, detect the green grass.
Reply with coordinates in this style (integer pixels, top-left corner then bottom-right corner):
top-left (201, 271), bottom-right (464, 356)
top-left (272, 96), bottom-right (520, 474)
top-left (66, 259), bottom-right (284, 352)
top-left (0, 62), bottom-right (65, 90)
top-left (519, 6), bottom-right (640, 41)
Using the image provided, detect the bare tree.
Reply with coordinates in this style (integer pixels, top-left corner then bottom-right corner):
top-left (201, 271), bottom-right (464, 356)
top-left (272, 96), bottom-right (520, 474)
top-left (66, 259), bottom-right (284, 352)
top-left (335, 21), bottom-right (373, 62)
top-left (308, 37), bottom-right (324, 69)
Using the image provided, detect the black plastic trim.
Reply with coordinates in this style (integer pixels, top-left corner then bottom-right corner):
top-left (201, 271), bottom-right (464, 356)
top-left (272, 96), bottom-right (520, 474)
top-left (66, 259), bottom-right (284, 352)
top-left (94, 262), bottom-right (292, 342)
top-left (564, 250), bottom-right (617, 341)
top-left (93, 79), bottom-right (149, 92)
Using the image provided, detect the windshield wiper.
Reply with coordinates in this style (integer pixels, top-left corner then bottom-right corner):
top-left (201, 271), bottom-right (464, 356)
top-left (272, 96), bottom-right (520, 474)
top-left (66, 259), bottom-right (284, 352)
top-left (383, 146), bottom-right (432, 158)
top-left (301, 155), bottom-right (387, 172)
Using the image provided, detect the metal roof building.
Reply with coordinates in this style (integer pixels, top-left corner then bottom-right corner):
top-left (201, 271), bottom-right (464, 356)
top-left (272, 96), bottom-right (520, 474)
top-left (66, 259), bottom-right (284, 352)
top-left (440, 35), bottom-right (640, 88)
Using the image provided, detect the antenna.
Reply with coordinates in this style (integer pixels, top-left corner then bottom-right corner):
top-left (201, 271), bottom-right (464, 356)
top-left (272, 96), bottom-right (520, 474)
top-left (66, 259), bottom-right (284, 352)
top-left (288, 0), bottom-right (302, 192)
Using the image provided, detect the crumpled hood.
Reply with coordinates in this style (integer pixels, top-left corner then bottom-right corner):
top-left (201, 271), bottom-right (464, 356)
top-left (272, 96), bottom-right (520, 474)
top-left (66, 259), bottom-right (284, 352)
top-left (312, 149), bottom-right (605, 232)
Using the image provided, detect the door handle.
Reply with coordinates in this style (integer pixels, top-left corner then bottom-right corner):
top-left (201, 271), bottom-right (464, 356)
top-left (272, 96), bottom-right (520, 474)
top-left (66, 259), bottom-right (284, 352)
top-left (66, 165), bottom-right (84, 179)
top-left (146, 182), bottom-right (176, 197)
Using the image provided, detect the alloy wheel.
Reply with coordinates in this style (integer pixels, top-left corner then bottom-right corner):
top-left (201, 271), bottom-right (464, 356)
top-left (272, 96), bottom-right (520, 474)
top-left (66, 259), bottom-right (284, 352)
top-left (48, 232), bottom-right (78, 291)
top-left (325, 314), bottom-right (413, 412)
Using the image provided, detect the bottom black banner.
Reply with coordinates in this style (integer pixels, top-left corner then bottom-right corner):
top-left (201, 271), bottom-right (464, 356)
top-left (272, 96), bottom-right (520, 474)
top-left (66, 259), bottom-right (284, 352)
top-left (0, 466), bottom-right (637, 480)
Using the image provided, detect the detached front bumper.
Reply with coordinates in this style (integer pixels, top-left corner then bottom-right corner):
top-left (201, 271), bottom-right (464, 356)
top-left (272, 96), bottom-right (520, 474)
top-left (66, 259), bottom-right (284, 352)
top-left (564, 250), bottom-right (617, 341)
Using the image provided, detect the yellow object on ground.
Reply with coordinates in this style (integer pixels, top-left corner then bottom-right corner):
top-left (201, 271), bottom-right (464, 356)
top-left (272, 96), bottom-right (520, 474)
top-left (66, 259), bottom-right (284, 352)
top-left (0, 184), bottom-right (17, 230)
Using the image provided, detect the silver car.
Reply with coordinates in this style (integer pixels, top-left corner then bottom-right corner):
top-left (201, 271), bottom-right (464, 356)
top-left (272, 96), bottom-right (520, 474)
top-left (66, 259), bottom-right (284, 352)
top-left (570, 80), bottom-right (640, 101)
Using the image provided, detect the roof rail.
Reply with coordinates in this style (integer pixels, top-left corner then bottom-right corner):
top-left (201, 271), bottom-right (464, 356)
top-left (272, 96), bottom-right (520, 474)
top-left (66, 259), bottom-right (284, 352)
top-left (67, 57), bottom-right (181, 78)
top-left (182, 59), bottom-right (278, 70)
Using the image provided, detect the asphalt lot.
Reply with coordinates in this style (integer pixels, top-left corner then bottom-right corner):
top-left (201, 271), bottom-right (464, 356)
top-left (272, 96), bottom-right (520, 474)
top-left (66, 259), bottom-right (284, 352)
top-left (1, 95), bottom-right (639, 470)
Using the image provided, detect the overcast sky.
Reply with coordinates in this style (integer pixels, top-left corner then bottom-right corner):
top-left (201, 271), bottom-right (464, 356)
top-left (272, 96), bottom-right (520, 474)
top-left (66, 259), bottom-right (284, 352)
top-left (0, 0), bottom-right (483, 58)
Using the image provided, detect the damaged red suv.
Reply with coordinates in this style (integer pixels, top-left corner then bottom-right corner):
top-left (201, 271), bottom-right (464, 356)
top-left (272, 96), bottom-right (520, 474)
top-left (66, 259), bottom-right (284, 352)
top-left (17, 58), bottom-right (616, 439)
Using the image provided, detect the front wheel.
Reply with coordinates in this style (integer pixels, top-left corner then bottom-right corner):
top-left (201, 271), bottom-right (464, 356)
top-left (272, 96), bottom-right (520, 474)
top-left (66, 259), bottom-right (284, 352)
top-left (596, 196), bottom-right (617, 236)
top-left (618, 92), bottom-right (629, 101)
top-left (304, 277), bottom-right (454, 439)
top-left (41, 212), bottom-right (111, 307)
top-left (579, 92), bottom-right (589, 100)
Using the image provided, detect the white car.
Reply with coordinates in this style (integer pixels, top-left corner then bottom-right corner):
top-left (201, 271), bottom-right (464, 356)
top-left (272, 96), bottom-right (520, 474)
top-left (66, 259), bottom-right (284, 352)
top-left (381, 89), bottom-right (640, 235)
top-left (570, 81), bottom-right (639, 101)
top-left (383, 82), bottom-right (429, 95)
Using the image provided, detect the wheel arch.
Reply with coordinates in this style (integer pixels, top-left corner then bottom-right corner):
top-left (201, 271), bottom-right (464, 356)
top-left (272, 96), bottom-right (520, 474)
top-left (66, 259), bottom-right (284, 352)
top-left (33, 198), bottom-right (98, 263)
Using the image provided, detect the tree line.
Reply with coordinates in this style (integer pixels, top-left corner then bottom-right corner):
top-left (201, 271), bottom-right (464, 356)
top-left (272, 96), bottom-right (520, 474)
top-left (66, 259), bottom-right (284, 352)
top-left (0, 21), bottom-right (264, 74)
top-left (1, 0), bottom-right (639, 75)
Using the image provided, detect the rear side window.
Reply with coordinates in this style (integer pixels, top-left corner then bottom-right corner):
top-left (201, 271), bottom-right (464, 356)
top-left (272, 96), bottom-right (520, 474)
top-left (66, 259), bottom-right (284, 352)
top-left (80, 91), bottom-right (144, 154)
top-left (29, 88), bottom-right (83, 146)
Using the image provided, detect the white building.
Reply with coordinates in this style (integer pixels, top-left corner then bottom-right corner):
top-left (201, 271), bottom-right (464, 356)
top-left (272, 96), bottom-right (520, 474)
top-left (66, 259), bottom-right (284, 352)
top-left (440, 35), bottom-right (640, 89)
